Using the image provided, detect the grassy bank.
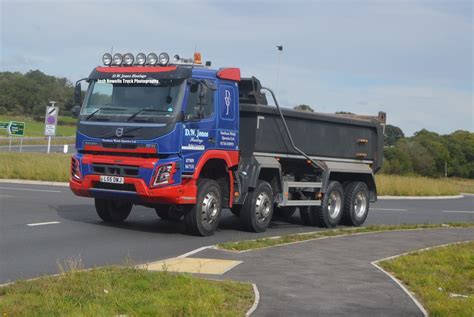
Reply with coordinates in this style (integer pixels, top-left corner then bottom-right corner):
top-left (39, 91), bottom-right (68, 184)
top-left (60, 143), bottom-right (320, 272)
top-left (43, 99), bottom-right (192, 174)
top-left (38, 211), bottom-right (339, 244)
top-left (379, 242), bottom-right (474, 316)
top-left (0, 115), bottom-right (76, 137)
top-left (0, 267), bottom-right (254, 316)
top-left (218, 223), bottom-right (474, 252)
top-left (376, 174), bottom-right (474, 195)
top-left (0, 152), bottom-right (70, 182)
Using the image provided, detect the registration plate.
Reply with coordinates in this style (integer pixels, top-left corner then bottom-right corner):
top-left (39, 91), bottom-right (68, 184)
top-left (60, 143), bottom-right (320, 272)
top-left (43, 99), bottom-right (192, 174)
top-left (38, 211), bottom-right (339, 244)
top-left (100, 175), bottom-right (124, 184)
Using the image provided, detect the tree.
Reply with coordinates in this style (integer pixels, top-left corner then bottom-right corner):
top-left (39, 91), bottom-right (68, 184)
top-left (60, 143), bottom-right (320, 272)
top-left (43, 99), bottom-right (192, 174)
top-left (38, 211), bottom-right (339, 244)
top-left (294, 104), bottom-right (314, 112)
top-left (384, 124), bottom-right (405, 146)
top-left (0, 70), bottom-right (74, 116)
top-left (335, 111), bottom-right (354, 115)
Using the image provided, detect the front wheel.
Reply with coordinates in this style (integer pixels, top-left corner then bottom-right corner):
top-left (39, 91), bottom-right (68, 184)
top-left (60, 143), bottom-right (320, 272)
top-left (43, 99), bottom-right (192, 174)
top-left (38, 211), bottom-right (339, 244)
top-left (240, 180), bottom-right (274, 232)
top-left (342, 182), bottom-right (370, 226)
top-left (95, 198), bottom-right (132, 223)
top-left (184, 179), bottom-right (222, 236)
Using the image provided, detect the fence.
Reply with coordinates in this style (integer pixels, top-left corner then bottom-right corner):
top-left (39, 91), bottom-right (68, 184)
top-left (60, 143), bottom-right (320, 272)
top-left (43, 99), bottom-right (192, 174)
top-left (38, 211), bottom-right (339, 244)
top-left (0, 136), bottom-right (75, 153)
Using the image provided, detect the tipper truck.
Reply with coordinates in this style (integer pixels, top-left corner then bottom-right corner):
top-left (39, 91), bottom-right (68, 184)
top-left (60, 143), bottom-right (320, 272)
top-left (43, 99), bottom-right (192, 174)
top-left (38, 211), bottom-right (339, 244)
top-left (70, 51), bottom-right (386, 236)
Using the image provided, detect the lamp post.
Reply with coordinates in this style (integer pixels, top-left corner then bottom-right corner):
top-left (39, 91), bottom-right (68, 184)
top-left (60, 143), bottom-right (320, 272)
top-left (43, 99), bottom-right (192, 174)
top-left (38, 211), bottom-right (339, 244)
top-left (275, 45), bottom-right (283, 98)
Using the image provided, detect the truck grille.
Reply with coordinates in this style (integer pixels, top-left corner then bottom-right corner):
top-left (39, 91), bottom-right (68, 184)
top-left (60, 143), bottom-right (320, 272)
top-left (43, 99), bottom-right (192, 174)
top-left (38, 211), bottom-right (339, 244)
top-left (92, 182), bottom-right (136, 192)
top-left (91, 163), bottom-right (139, 177)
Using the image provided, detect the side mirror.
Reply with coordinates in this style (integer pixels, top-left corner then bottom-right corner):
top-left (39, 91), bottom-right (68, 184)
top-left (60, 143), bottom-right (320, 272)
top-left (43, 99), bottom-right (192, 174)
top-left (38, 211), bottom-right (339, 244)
top-left (74, 82), bottom-right (82, 106)
top-left (71, 105), bottom-right (80, 117)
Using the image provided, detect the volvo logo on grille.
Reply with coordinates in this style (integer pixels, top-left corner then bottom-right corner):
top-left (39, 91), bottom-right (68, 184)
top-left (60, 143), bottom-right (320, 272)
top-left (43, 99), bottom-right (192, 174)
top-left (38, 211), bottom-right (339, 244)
top-left (115, 127), bottom-right (124, 138)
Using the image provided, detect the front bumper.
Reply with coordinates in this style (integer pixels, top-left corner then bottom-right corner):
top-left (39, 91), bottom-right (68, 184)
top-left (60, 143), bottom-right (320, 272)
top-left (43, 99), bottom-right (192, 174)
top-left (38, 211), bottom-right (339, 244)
top-left (70, 175), bottom-right (197, 204)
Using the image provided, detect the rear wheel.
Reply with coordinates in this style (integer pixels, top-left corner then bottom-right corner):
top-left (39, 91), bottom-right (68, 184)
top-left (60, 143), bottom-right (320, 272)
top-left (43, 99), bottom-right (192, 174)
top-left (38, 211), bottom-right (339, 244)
top-left (300, 181), bottom-right (344, 228)
top-left (95, 198), bottom-right (132, 223)
top-left (240, 180), bottom-right (274, 232)
top-left (184, 179), bottom-right (222, 236)
top-left (342, 182), bottom-right (369, 226)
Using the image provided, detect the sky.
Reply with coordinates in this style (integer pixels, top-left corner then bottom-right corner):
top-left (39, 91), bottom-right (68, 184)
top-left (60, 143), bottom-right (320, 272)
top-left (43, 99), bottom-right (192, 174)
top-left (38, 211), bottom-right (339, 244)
top-left (0, 0), bottom-right (472, 135)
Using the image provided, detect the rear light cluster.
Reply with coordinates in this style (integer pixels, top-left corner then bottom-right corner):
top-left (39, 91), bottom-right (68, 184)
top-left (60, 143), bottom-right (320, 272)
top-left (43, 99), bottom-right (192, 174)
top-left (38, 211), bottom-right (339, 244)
top-left (71, 157), bottom-right (82, 180)
top-left (151, 163), bottom-right (176, 188)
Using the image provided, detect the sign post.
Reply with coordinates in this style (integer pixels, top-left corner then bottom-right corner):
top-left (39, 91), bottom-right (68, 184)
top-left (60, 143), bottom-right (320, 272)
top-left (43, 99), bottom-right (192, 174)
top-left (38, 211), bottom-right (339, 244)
top-left (6, 121), bottom-right (25, 151)
top-left (44, 101), bottom-right (59, 154)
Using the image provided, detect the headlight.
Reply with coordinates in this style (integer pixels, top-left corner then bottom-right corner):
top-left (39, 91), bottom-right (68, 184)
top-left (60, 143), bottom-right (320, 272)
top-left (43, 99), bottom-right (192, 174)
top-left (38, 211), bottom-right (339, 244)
top-left (135, 53), bottom-right (146, 65)
top-left (147, 53), bottom-right (158, 65)
top-left (158, 52), bottom-right (170, 66)
top-left (151, 163), bottom-right (175, 187)
top-left (123, 53), bottom-right (134, 66)
top-left (102, 53), bottom-right (112, 66)
top-left (112, 53), bottom-right (123, 66)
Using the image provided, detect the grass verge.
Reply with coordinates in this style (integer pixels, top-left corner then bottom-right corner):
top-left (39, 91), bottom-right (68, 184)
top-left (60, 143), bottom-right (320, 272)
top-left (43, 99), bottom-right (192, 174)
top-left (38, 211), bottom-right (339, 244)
top-left (218, 223), bottom-right (474, 252)
top-left (0, 115), bottom-right (76, 137)
top-left (0, 266), bottom-right (254, 316)
top-left (0, 152), bottom-right (70, 182)
top-left (376, 174), bottom-right (474, 195)
top-left (379, 242), bottom-right (474, 316)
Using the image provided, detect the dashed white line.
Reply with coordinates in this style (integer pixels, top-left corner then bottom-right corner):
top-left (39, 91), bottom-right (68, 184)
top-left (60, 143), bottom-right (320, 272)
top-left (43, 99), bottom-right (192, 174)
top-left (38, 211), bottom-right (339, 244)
top-left (27, 221), bottom-right (61, 227)
top-left (442, 210), bottom-right (474, 214)
top-left (0, 186), bottom-right (61, 193)
top-left (372, 208), bottom-right (408, 211)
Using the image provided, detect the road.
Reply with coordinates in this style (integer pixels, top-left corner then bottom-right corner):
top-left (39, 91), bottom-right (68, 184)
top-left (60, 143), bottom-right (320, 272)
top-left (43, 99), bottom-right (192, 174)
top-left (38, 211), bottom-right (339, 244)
top-left (0, 182), bottom-right (473, 284)
top-left (0, 144), bottom-right (75, 153)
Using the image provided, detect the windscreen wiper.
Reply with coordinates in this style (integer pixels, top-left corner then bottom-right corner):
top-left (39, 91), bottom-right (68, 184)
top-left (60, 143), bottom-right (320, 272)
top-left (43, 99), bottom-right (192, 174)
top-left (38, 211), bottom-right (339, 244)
top-left (126, 108), bottom-right (170, 122)
top-left (85, 107), bottom-right (126, 121)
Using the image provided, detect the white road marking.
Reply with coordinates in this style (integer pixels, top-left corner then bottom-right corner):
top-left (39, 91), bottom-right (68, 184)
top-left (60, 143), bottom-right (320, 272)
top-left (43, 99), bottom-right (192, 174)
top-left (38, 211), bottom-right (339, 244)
top-left (442, 210), bottom-right (474, 214)
top-left (27, 221), bottom-right (61, 227)
top-left (371, 208), bottom-right (408, 211)
top-left (0, 186), bottom-right (61, 193)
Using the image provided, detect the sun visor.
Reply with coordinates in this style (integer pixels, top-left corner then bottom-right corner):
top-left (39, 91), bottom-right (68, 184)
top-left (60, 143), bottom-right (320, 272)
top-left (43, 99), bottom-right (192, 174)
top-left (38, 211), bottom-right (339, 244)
top-left (88, 66), bottom-right (192, 81)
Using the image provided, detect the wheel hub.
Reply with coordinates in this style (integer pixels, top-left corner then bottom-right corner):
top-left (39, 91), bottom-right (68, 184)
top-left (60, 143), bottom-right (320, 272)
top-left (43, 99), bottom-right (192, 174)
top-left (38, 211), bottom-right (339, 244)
top-left (201, 192), bottom-right (219, 224)
top-left (255, 192), bottom-right (271, 222)
top-left (328, 191), bottom-right (342, 219)
top-left (354, 191), bottom-right (367, 217)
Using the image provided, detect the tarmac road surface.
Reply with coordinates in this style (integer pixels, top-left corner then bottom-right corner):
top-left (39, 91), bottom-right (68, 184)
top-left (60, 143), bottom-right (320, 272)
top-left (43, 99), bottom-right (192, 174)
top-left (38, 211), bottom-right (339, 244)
top-left (0, 182), bottom-right (472, 284)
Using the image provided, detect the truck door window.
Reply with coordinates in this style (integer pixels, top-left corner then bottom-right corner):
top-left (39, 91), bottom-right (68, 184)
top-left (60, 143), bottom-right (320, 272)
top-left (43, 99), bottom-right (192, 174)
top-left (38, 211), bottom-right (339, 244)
top-left (185, 83), bottom-right (214, 118)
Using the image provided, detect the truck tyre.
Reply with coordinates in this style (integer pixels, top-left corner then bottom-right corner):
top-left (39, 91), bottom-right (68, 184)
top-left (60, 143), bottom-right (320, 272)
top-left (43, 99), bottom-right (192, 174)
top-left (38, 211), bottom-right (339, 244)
top-left (184, 179), bottom-right (222, 236)
top-left (300, 181), bottom-right (344, 228)
top-left (95, 198), bottom-right (132, 223)
top-left (300, 206), bottom-right (318, 226)
top-left (155, 206), bottom-right (170, 220)
top-left (274, 206), bottom-right (297, 218)
top-left (342, 182), bottom-right (369, 226)
top-left (230, 205), bottom-right (242, 217)
top-left (240, 180), bottom-right (274, 232)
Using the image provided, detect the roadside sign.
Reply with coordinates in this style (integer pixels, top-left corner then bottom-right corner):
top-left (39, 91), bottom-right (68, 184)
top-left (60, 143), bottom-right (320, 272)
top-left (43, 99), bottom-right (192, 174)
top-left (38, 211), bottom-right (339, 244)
top-left (8, 121), bottom-right (25, 136)
top-left (0, 122), bottom-right (8, 129)
top-left (44, 105), bottom-right (59, 136)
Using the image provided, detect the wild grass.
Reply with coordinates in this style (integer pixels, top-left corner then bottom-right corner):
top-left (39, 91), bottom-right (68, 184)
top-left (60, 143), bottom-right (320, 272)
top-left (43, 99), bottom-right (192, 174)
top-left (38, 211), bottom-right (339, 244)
top-left (0, 262), bottom-right (254, 316)
top-left (376, 174), bottom-right (474, 196)
top-left (0, 115), bottom-right (76, 137)
top-left (379, 241), bottom-right (474, 317)
top-left (218, 223), bottom-right (474, 252)
top-left (0, 152), bottom-right (70, 182)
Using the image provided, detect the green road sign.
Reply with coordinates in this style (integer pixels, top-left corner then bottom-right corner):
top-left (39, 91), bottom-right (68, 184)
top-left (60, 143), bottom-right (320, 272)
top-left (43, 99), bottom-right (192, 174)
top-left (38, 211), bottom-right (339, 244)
top-left (8, 121), bottom-right (25, 136)
top-left (0, 122), bottom-right (8, 129)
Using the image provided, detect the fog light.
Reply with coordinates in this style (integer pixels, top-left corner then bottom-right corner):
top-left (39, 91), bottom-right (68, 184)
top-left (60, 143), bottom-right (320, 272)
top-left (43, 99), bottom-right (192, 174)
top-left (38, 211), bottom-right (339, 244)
top-left (136, 52), bottom-right (146, 65)
top-left (112, 53), bottom-right (123, 66)
top-left (123, 53), bottom-right (134, 66)
top-left (102, 53), bottom-right (112, 66)
top-left (147, 53), bottom-right (158, 65)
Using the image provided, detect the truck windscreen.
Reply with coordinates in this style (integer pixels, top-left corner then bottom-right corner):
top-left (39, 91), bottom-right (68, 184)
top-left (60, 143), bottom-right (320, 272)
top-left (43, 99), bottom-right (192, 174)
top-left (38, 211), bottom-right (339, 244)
top-left (80, 79), bottom-right (185, 123)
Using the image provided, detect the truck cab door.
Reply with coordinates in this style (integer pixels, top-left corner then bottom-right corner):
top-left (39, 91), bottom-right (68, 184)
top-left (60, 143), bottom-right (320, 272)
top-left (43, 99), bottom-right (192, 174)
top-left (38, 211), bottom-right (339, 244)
top-left (181, 80), bottom-right (217, 173)
top-left (216, 83), bottom-right (239, 150)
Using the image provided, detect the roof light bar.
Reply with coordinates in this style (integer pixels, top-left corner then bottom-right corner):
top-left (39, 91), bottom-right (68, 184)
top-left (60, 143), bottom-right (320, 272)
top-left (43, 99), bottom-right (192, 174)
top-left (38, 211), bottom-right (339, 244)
top-left (147, 53), bottom-right (158, 65)
top-left (102, 53), bottom-right (112, 66)
top-left (112, 53), bottom-right (123, 66)
top-left (123, 53), bottom-right (134, 66)
top-left (135, 53), bottom-right (146, 65)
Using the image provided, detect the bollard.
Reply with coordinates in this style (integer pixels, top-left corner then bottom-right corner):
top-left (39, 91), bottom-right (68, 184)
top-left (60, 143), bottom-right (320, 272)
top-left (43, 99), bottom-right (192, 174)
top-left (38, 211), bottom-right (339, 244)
top-left (63, 144), bottom-right (68, 154)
